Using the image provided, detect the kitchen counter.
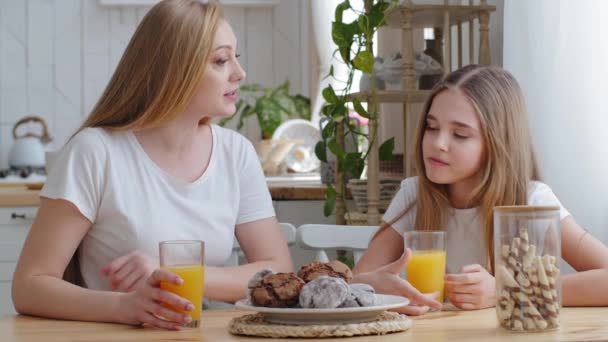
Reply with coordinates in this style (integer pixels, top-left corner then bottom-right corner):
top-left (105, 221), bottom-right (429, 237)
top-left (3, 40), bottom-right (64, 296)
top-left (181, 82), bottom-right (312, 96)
top-left (0, 187), bottom-right (40, 207)
top-left (0, 181), bottom-right (330, 207)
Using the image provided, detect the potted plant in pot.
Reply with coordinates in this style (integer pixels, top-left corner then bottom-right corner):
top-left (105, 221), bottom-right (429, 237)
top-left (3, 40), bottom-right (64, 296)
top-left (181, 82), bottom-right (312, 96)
top-left (220, 80), bottom-right (311, 174)
top-left (315, 0), bottom-right (398, 226)
top-left (220, 80), bottom-right (311, 139)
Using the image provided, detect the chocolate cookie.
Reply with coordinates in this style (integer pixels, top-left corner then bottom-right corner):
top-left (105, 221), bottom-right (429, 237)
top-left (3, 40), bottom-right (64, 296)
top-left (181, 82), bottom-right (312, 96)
top-left (249, 272), bottom-right (305, 308)
top-left (340, 283), bottom-right (378, 307)
top-left (299, 276), bottom-right (350, 309)
top-left (297, 260), bottom-right (353, 283)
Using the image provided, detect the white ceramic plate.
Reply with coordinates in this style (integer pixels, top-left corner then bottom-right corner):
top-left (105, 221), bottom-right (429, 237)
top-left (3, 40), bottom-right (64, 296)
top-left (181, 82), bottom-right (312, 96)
top-left (234, 294), bottom-right (409, 325)
top-left (271, 119), bottom-right (321, 173)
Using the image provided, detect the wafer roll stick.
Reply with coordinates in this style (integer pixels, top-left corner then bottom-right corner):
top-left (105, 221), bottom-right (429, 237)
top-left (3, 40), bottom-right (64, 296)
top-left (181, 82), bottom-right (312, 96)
top-left (501, 244), bottom-right (515, 277)
top-left (499, 265), bottom-right (520, 288)
top-left (511, 308), bottom-right (524, 331)
top-left (535, 257), bottom-right (554, 302)
top-left (522, 244), bottom-right (536, 269)
top-left (535, 256), bottom-right (559, 328)
top-left (523, 316), bottom-right (536, 330)
top-left (519, 228), bottom-right (530, 253)
top-left (542, 256), bottom-right (561, 315)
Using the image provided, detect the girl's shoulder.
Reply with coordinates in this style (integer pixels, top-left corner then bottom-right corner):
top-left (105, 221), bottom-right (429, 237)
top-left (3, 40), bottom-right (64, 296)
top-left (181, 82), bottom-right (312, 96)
top-left (527, 180), bottom-right (555, 199)
top-left (399, 176), bottom-right (419, 194)
top-left (528, 180), bottom-right (562, 205)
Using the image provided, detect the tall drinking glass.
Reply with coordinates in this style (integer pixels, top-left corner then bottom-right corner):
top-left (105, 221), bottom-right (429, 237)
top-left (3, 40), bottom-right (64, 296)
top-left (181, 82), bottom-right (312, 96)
top-left (159, 240), bottom-right (205, 328)
top-left (404, 231), bottom-right (447, 302)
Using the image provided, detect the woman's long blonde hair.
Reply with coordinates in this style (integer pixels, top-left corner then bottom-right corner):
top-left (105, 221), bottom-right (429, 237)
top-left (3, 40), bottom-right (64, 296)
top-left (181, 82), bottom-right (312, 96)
top-left (386, 64), bottom-right (541, 272)
top-left (80, 0), bottom-right (223, 131)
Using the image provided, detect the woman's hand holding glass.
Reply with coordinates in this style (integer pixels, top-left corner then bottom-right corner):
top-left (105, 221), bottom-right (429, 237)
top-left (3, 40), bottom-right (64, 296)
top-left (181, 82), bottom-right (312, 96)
top-left (115, 269), bottom-right (195, 330)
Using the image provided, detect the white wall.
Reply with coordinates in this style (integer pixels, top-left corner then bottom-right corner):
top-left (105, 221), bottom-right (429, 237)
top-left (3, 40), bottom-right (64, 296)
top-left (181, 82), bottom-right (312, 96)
top-left (0, 0), bottom-right (310, 168)
top-left (503, 0), bottom-right (608, 244)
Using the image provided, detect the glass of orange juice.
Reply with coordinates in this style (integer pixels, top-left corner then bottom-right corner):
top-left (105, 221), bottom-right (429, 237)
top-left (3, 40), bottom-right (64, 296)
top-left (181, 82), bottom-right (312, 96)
top-left (159, 240), bottom-right (205, 328)
top-left (404, 231), bottom-right (446, 302)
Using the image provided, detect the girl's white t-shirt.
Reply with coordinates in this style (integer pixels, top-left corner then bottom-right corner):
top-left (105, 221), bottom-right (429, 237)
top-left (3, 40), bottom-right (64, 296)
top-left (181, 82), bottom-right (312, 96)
top-left (40, 124), bottom-right (275, 290)
top-left (383, 177), bottom-right (570, 273)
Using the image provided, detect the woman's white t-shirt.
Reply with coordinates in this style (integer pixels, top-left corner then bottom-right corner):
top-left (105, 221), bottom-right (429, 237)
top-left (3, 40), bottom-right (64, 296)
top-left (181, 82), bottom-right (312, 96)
top-left (383, 177), bottom-right (570, 273)
top-left (40, 124), bottom-right (275, 290)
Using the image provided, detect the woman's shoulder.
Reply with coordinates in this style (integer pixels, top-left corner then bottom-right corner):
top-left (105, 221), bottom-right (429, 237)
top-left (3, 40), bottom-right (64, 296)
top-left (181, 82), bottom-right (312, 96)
top-left (212, 124), bottom-right (254, 150)
top-left (63, 127), bottom-right (113, 154)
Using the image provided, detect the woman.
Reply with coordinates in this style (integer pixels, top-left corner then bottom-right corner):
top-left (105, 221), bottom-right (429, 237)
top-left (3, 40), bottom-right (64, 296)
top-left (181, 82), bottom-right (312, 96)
top-left (12, 0), bottom-right (292, 330)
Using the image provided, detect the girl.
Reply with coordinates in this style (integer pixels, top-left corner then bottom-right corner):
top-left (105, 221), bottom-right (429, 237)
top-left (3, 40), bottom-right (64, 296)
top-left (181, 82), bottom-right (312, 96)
top-left (12, 0), bottom-right (292, 330)
top-left (352, 64), bottom-right (608, 315)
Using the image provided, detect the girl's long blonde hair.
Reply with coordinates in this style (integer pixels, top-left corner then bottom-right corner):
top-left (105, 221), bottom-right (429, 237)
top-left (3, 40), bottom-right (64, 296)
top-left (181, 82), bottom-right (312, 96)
top-left (386, 64), bottom-right (541, 272)
top-left (80, 0), bottom-right (223, 131)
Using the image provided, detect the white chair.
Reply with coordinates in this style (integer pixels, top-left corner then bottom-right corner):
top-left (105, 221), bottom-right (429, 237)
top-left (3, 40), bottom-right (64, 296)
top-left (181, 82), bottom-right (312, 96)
top-left (296, 224), bottom-right (379, 264)
top-left (226, 222), bottom-right (297, 266)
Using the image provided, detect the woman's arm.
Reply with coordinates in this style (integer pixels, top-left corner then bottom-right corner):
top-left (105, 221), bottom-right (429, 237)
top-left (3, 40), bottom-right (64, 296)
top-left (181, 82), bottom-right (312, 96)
top-left (203, 217), bottom-right (293, 303)
top-left (560, 216), bottom-right (608, 306)
top-left (12, 198), bottom-right (124, 322)
top-left (13, 198), bottom-right (192, 329)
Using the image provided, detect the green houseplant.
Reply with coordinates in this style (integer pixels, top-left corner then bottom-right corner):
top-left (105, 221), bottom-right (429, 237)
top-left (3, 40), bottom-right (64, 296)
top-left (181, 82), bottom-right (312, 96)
top-left (315, 0), bottom-right (397, 219)
top-left (220, 80), bottom-right (311, 139)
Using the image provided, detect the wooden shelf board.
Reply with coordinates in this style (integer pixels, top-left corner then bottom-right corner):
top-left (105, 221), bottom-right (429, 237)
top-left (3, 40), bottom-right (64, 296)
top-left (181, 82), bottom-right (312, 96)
top-left (98, 0), bottom-right (280, 7)
top-left (347, 89), bottom-right (432, 104)
top-left (386, 4), bottom-right (497, 28)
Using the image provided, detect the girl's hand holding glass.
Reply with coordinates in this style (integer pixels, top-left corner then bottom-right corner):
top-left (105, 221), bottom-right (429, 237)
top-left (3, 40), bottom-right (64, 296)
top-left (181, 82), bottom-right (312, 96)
top-left (444, 264), bottom-right (496, 310)
top-left (359, 249), bottom-right (443, 316)
top-left (116, 269), bottom-right (194, 330)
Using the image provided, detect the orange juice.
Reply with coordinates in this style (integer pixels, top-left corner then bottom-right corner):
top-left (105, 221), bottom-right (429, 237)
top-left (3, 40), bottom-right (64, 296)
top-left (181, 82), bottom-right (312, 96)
top-left (160, 264), bottom-right (204, 321)
top-left (406, 250), bottom-right (446, 302)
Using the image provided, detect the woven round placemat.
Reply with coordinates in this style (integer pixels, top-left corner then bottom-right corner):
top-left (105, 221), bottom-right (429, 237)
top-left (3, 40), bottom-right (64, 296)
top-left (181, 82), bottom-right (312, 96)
top-left (229, 311), bottom-right (411, 338)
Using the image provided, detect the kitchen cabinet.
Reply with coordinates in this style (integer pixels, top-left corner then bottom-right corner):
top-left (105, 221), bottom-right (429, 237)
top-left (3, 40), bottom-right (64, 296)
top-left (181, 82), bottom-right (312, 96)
top-left (0, 206), bottom-right (37, 316)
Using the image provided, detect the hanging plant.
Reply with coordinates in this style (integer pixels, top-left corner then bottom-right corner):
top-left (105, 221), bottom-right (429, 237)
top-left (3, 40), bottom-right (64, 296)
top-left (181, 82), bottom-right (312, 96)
top-left (315, 0), bottom-right (397, 217)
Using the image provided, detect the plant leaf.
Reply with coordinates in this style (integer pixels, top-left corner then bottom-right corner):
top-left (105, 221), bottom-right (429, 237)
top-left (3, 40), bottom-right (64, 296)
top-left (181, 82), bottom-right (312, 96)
top-left (335, 0), bottom-right (350, 23)
top-left (344, 152), bottom-right (365, 179)
top-left (328, 138), bottom-right (345, 159)
top-left (369, 1), bottom-right (391, 27)
top-left (322, 121), bottom-right (336, 139)
top-left (353, 50), bottom-right (374, 74)
top-left (322, 85), bottom-right (339, 104)
top-left (357, 14), bottom-right (370, 36)
top-left (324, 185), bottom-right (337, 217)
top-left (379, 137), bottom-right (395, 161)
top-left (352, 99), bottom-right (370, 119)
top-left (315, 141), bottom-right (327, 163)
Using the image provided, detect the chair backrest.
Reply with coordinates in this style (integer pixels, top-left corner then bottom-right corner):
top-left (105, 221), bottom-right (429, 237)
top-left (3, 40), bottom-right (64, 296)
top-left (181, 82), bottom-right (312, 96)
top-left (296, 224), bottom-right (379, 264)
top-left (226, 222), bottom-right (297, 266)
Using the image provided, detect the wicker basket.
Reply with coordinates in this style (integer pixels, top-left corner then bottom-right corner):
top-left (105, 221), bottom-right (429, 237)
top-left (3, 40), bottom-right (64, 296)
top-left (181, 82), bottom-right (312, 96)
top-left (344, 211), bottom-right (369, 225)
top-left (346, 178), bottom-right (401, 213)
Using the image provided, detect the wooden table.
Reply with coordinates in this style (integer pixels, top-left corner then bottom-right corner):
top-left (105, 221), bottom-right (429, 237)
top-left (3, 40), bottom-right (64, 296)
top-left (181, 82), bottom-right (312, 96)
top-left (2, 308), bottom-right (608, 341)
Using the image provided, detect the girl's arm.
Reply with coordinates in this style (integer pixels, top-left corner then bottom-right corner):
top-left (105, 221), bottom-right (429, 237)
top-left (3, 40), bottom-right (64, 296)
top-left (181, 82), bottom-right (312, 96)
top-left (203, 217), bottom-right (293, 303)
top-left (560, 216), bottom-right (608, 306)
top-left (353, 224), bottom-right (403, 274)
top-left (352, 224), bottom-right (442, 315)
